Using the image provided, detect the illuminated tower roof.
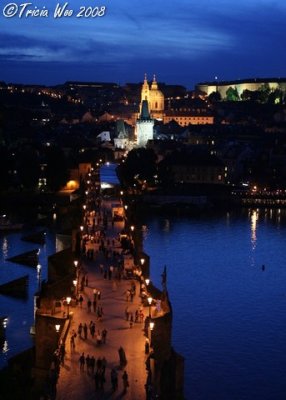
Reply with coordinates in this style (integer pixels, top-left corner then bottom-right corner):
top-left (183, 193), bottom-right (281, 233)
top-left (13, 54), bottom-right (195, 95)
top-left (140, 100), bottom-right (151, 120)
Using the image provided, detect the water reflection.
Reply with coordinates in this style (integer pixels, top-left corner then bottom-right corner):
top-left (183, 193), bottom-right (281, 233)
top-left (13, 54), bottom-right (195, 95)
top-left (2, 340), bottom-right (9, 354)
top-left (163, 219), bottom-right (170, 232)
top-left (250, 210), bottom-right (258, 250)
top-left (2, 237), bottom-right (8, 259)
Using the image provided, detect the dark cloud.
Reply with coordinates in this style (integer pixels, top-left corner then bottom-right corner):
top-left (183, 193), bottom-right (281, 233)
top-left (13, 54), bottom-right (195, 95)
top-left (0, 0), bottom-right (285, 87)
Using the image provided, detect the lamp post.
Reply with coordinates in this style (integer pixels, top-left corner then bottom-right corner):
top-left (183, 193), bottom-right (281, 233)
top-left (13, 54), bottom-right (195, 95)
top-left (147, 296), bottom-right (153, 318)
top-left (66, 297), bottom-right (71, 318)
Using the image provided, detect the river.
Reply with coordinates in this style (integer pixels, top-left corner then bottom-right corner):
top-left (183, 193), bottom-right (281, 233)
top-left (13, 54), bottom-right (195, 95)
top-left (142, 208), bottom-right (286, 400)
top-left (0, 227), bottom-right (56, 369)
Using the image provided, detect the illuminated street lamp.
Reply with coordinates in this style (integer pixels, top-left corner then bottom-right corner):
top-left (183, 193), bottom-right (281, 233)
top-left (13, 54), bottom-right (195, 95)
top-left (66, 297), bottom-right (71, 318)
top-left (124, 205), bottom-right (128, 210)
top-left (145, 278), bottom-right (150, 286)
top-left (55, 324), bottom-right (60, 333)
top-left (140, 258), bottom-right (145, 267)
top-left (120, 190), bottom-right (124, 196)
top-left (74, 260), bottom-right (78, 268)
top-left (149, 321), bottom-right (155, 331)
top-left (80, 225), bottom-right (84, 232)
top-left (83, 204), bottom-right (87, 211)
top-left (130, 225), bottom-right (135, 232)
top-left (147, 296), bottom-right (153, 317)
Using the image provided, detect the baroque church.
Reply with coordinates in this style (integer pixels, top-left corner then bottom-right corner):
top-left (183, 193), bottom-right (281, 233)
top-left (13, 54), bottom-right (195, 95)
top-left (140, 74), bottom-right (165, 120)
top-left (136, 74), bottom-right (164, 147)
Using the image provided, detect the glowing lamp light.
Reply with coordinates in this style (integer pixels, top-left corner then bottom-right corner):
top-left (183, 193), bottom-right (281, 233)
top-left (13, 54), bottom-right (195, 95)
top-left (140, 258), bottom-right (145, 265)
top-left (80, 226), bottom-right (84, 232)
top-left (149, 321), bottom-right (155, 331)
top-left (74, 260), bottom-right (78, 268)
top-left (73, 280), bottom-right (77, 287)
top-left (66, 297), bottom-right (71, 305)
top-left (83, 205), bottom-right (87, 210)
top-left (130, 225), bottom-right (135, 232)
top-left (145, 278), bottom-right (150, 286)
top-left (55, 324), bottom-right (60, 333)
top-left (147, 296), bottom-right (153, 305)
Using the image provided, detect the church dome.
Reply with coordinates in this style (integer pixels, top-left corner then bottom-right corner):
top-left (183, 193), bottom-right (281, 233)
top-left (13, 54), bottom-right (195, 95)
top-left (149, 75), bottom-right (164, 111)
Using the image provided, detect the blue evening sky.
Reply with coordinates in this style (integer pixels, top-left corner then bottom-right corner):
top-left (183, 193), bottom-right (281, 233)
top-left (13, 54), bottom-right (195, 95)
top-left (0, 0), bottom-right (286, 88)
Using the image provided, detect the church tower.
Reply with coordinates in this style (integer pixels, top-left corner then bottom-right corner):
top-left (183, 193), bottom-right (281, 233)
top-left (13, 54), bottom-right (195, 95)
top-left (136, 99), bottom-right (154, 147)
top-left (141, 73), bottom-right (150, 102)
top-left (140, 74), bottom-right (164, 120)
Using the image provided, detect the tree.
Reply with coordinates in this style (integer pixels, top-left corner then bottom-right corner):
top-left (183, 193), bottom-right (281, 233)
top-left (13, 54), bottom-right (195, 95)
top-left (226, 87), bottom-right (239, 101)
top-left (44, 145), bottom-right (69, 191)
top-left (208, 91), bottom-right (221, 103)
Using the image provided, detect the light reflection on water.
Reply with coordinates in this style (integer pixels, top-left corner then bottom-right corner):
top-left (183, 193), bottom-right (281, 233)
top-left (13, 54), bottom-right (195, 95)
top-left (143, 208), bottom-right (286, 400)
top-left (0, 229), bottom-right (56, 369)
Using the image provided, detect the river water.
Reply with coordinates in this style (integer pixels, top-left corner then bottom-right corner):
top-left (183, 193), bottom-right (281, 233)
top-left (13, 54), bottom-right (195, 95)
top-left (142, 208), bottom-right (286, 400)
top-left (0, 227), bottom-right (56, 369)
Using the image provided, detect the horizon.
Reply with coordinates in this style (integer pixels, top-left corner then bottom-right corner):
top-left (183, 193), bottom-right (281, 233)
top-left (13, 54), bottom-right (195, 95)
top-left (3, 74), bottom-right (286, 91)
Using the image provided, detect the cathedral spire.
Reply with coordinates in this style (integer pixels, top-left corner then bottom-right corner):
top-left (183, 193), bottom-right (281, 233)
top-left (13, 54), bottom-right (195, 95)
top-left (151, 74), bottom-right (158, 90)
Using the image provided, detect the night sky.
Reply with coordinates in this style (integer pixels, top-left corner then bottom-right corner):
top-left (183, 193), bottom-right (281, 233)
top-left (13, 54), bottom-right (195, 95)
top-left (1, 0), bottom-right (286, 88)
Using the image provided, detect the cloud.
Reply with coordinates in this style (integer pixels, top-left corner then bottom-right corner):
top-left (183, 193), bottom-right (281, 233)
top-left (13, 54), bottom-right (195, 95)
top-left (0, 0), bottom-right (286, 85)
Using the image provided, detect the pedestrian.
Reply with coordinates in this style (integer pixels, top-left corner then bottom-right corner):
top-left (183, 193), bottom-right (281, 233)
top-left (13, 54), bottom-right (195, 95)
top-left (125, 289), bottom-right (130, 302)
top-left (90, 322), bottom-right (96, 338)
top-left (125, 306), bottom-right (129, 321)
top-left (145, 338), bottom-right (150, 354)
top-left (99, 368), bottom-right (105, 390)
top-left (102, 328), bottom-right (107, 344)
top-left (92, 299), bottom-right (97, 312)
top-left (118, 346), bottom-right (127, 368)
top-left (111, 368), bottom-right (118, 391)
top-left (79, 352), bottom-right (85, 371)
top-left (122, 370), bottom-right (129, 393)
top-left (94, 369), bottom-right (100, 390)
top-left (85, 275), bottom-right (89, 287)
top-left (130, 289), bottom-right (134, 302)
top-left (97, 357), bottom-right (102, 371)
top-left (70, 334), bottom-right (75, 351)
top-left (78, 322), bottom-right (83, 338)
top-left (102, 356), bottom-right (107, 376)
top-left (96, 330), bottom-right (102, 346)
top-left (87, 299), bottom-right (92, 313)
